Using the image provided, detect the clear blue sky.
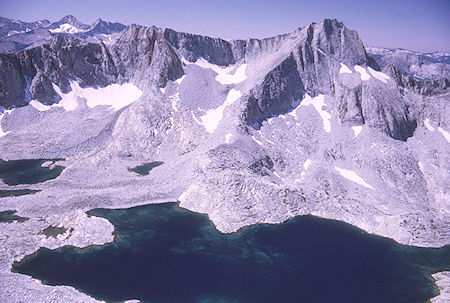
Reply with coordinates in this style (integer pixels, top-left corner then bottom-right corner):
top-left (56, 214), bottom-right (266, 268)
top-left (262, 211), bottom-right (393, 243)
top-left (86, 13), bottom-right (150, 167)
top-left (1, 0), bottom-right (449, 52)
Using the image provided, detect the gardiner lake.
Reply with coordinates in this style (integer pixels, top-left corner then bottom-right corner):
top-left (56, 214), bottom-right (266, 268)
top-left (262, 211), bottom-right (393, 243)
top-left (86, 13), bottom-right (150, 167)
top-left (13, 202), bottom-right (450, 303)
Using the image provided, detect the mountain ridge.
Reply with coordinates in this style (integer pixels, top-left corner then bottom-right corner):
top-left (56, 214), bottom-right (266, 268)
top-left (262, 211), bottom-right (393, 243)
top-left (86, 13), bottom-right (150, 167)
top-left (0, 16), bottom-right (449, 302)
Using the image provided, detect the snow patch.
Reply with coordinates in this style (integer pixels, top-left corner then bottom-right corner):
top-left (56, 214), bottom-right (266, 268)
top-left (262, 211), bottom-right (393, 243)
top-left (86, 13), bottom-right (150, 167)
top-left (354, 65), bottom-right (371, 81)
top-left (424, 118), bottom-right (435, 131)
top-left (225, 133), bottom-right (233, 143)
top-left (191, 111), bottom-right (202, 126)
top-left (52, 83), bottom-right (79, 111)
top-left (7, 30), bottom-right (25, 37)
top-left (169, 92), bottom-right (180, 112)
top-left (215, 64), bottom-right (247, 85)
top-left (339, 63), bottom-right (352, 74)
top-left (29, 100), bottom-right (52, 111)
top-left (49, 23), bottom-right (86, 34)
top-left (198, 89), bottom-right (242, 133)
top-left (77, 82), bottom-right (142, 111)
top-left (438, 127), bottom-right (450, 143)
top-left (334, 166), bottom-right (374, 190)
top-left (183, 58), bottom-right (247, 85)
top-left (300, 94), bottom-right (331, 133)
top-left (160, 87), bottom-right (166, 94)
top-left (174, 75), bottom-right (186, 85)
top-left (252, 136), bottom-right (263, 145)
top-left (38, 81), bottom-right (143, 112)
top-left (367, 67), bottom-right (390, 83)
top-left (301, 159), bottom-right (312, 177)
top-left (351, 125), bottom-right (363, 137)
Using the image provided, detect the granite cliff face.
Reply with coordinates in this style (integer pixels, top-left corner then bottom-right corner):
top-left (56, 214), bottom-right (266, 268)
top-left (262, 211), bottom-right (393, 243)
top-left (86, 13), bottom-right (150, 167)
top-left (0, 16), bottom-right (449, 302)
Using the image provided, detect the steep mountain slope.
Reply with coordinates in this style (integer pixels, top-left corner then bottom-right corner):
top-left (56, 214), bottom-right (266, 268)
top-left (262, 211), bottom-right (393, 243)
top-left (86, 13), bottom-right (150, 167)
top-left (0, 18), bottom-right (448, 247)
top-left (0, 17), bottom-right (449, 302)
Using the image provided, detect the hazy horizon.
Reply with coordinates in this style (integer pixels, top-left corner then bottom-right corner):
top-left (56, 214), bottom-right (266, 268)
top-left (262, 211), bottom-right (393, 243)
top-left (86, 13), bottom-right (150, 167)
top-left (1, 0), bottom-right (449, 53)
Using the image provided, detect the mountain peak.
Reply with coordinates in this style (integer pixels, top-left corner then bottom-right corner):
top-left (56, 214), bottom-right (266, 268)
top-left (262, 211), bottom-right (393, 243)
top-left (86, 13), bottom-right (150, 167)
top-left (59, 15), bottom-right (79, 24)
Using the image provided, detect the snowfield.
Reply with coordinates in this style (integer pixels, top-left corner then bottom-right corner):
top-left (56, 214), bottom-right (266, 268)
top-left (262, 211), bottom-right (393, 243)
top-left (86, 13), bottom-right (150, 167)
top-left (0, 17), bottom-right (449, 303)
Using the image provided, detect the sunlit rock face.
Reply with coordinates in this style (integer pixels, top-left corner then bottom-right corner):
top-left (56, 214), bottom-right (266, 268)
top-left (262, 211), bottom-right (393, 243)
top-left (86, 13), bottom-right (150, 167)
top-left (0, 16), bottom-right (449, 302)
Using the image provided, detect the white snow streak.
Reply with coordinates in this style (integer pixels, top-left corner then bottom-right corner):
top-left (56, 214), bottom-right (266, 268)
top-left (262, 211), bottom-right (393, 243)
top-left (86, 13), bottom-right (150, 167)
top-left (368, 67), bottom-right (390, 83)
top-left (198, 89), bottom-right (242, 133)
top-left (183, 58), bottom-right (247, 85)
top-left (438, 127), bottom-right (450, 143)
top-left (36, 81), bottom-right (143, 112)
top-left (215, 64), bottom-right (247, 85)
top-left (339, 63), bottom-right (352, 74)
top-left (225, 133), bottom-right (233, 143)
top-left (174, 75), bottom-right (186, 85)
top-left (354, 65), bottom-right (371, 81)
top-left (78, 82), bottom-right (142, 111)
top-left (351, 125), bottom-right (363, 137)
top-left (300, 94), bottom-right (331, 133)
top-left (334, 166), bottom-right (374, 190)
top-left (252, 136), bottom-right (263, 145)
top-left (424, 118), bottom-right (435, 131)
top-left (169, 92), bottom-right (180, 112)
top-left (301, 159), bottom-right (312, 177)
top-left (29, 100), bottom-right (51, 111)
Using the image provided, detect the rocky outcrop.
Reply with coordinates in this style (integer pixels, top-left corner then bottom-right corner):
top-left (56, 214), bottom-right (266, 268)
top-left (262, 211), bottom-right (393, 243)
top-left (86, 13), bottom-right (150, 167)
top-left (0, 53), bottom-right (27, 108)
top-left (164, 28), bottom-right (235, 66)
top-left (244, 55), bottom-right (304, 128)
top-left (112, 27), bottom-right (184, 89)
top-left (385, 64), bottom-right (448, 96)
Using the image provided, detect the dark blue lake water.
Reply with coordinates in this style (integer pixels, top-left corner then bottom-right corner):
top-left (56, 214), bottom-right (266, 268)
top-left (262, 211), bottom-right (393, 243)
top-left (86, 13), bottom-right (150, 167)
top-left (0, 189), bottom-right (40, 198)
top-left (0, 159), bottom-right (64, 185)
top-left (0, 210), bottom-right (29, 223)
top-left (13, 203), bottom-right (449, 303)
top-left (128, 161), bottom-right (164, 176)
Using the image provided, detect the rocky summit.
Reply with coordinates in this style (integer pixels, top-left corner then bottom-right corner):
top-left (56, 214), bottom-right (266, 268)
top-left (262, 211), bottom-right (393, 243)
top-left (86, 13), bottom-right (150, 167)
top-left (0, 15), bottom-right (449, 302)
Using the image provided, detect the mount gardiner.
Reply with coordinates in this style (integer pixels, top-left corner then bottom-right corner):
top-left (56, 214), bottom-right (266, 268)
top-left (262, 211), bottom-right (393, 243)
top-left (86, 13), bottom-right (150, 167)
top-left (0, 16), bottom-right (449, 302)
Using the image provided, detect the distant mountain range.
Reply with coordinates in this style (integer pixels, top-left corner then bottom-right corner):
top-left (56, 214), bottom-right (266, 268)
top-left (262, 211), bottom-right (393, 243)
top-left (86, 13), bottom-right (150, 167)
top-left (366, 46), bottom-right (450, 80)
top-left (0, 16), bottom-right (449, 302)
top-left (0, 15), bottom-right (127, 53)
top-left (1, 15), bottom-right (448, 85)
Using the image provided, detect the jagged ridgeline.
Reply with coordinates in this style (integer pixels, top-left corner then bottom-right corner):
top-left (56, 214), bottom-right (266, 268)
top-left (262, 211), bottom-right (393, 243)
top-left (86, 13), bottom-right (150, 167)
top-left (1, 19), bottom-right (426, 140)
top-left (0, 17), bottom-right (448, 250)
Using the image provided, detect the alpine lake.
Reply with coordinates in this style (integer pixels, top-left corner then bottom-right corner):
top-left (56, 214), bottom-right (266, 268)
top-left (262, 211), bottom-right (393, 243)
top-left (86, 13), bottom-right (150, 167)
top-left (12, 202), bottom-right (449, 303)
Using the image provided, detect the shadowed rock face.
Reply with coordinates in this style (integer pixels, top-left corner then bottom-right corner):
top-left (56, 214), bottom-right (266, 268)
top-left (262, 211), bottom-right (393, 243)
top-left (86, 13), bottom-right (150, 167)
top-left (0, 19), bottom-right (420, 141)
top-left (0, 18), bottom-right (448, 252)
top-left (164, 28), bottom-right (236, 66)
top-left (0, 53), bottom-right (27, 107)
top-left (245, 54), bottom-right (304, 128)
top-left (1, 17), bottom-right (449, 303)
top-left (112, 27), bottom-right (184, 89)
